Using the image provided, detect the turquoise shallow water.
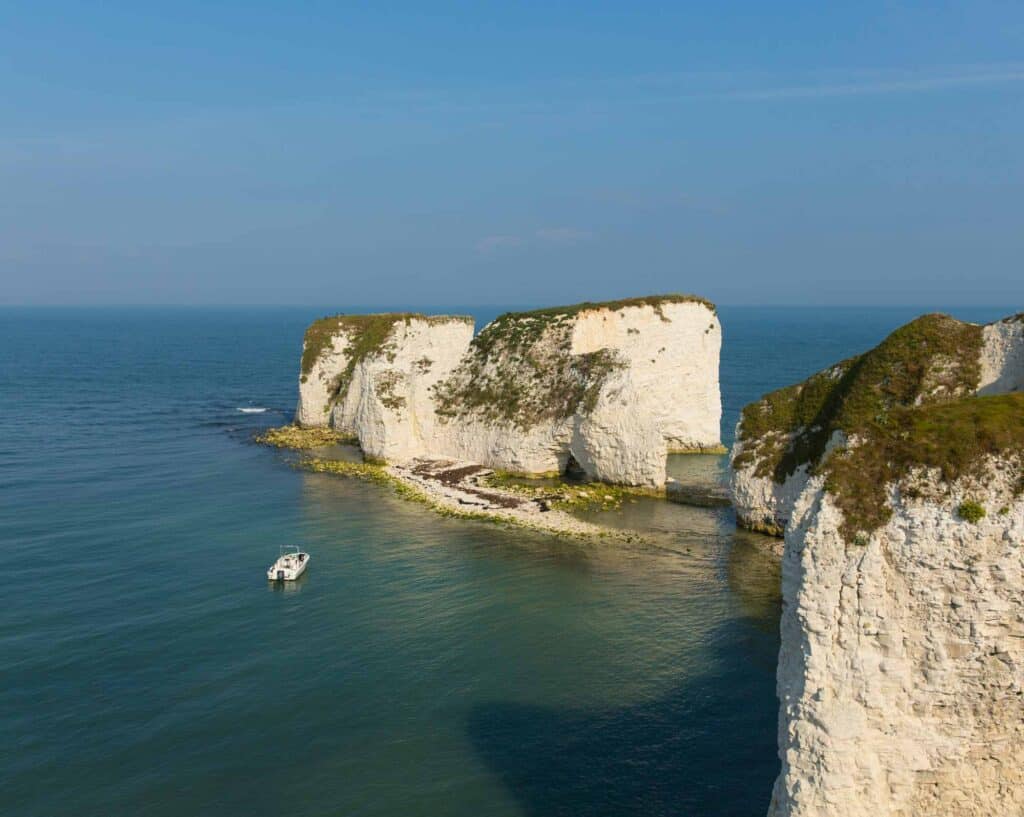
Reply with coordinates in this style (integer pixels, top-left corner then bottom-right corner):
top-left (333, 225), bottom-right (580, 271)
top-left (0, 305), bottom-right (1007, 816)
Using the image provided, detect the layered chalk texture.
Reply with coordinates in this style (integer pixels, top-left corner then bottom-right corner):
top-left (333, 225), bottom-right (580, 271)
top-left (295, 296), bottom-right (723, 487)
top-left (728, 313), bottom-right (1024, 817)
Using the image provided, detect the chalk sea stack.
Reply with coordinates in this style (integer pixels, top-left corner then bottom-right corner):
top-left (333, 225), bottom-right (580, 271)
top-left (294, 295), bottom-right (723, 488)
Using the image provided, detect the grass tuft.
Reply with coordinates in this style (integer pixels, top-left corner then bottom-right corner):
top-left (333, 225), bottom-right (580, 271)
top-left (735, 313), bottom-right (983, 479)
top-left (957, 500), bottom-right (986, 524)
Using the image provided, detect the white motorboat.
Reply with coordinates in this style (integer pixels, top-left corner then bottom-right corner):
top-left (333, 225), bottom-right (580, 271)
top-left (267, 546), bottom-right (310, 581)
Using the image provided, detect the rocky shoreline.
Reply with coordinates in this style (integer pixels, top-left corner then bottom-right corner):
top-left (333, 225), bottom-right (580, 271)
top-left (387, 458), bottom-right (633, 539)
top-left (259, 425), bottom-right (654, 542)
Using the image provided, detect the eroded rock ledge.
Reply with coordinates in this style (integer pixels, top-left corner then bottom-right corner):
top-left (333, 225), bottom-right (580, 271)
top-left (728, 312), bottom-right (1024, 816)
top-left (295, 295), bottom-right (723, 488)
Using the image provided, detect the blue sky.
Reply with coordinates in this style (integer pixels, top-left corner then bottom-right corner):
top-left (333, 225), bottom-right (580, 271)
top-left (2, 1), bottom-right (1022, 307)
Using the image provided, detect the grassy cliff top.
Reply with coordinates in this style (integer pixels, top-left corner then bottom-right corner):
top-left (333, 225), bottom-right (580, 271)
top-left (469, 294), bottom-right (714, 358)
top-left (489, 294), bottom-right (716, 326)
top-left (735, 313), bottom-right (984, 478)
top-left (734, 312), bottom-right (1024, 538)
top-left (825, 392), bottom-right (1024, 536)
top-left (300, 313), bottom-right (473, 378)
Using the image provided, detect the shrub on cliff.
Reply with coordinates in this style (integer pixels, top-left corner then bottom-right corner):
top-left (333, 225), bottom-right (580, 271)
top-left (957, 500), bottom-right (987, 524)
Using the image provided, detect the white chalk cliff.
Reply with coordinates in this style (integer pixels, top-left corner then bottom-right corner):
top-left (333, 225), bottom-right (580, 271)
top-left (979, 314), bottom-right (1024, 395)
top-left (769, 466), bottom-right (1024, 817)
top-left (295, 313), bottom-right (475, 462)
top-left (728, 312), bottom-right (1024, 816)
top-left (294, 296), bottom-right (723, 487)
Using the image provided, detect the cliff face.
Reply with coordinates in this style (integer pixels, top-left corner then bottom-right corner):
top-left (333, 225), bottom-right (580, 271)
top-left (432, 297), bottom-right (722, 486)
top-left (770, 464), bottom-right (1024, 817)
top-left (295, 313), bottom-right (475, 461)
top-left (980, 315), bottom-right (1024, 395)
top-left (728, 312), bottom-right (1024, 816)
top-left (294, 295), bottom-right (722, 487)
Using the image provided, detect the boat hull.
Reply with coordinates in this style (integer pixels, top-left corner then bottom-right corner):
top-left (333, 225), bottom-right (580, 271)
top-left (266, 555), bottom-right (310, 581)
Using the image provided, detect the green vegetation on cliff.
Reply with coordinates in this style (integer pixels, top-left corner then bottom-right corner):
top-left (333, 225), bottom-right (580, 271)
top-left (824, 392), bottom-right (1024, 536)
top-left (493, 293), bottom-right (716, 324)
top-left (735, 314), bottom-right (983, 478)
top-left (957, 499), bottom-right (987, 524)
top-left (300, 313), bottom-right (473, 406)
top-left (433, 294), bottom-right (714, 428)
top-left (735, 313), bottom-right (1024, 538)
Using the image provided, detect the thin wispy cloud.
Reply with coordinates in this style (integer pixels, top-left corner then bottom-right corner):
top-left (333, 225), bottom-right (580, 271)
top-left (9, 64), bottom-right (1022, 156)
top-left (345, 63), bottom-right (1024, 115)
top-left (363, 63), bottom-right (1024, 112)
top-left (535, 227), bottom-right (593, 244)
top-left (712, 68), bottom-right (1024, 101)
top-left (476, 235), bottom-right (524, 254)
top-left (368, 65), bottom-right (1024, 118)
top-left (476, 227), bottom-right (594, 254)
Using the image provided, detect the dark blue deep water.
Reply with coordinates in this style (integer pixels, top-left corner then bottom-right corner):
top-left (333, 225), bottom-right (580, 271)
top-left (0, 305), bottom-right (1007, 816)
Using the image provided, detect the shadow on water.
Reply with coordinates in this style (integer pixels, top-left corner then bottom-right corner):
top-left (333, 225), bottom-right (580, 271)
top-left (467, 610), bottom-right (780, 817)
top-left (266, 574), bottom-right (309, 594)
top-left (725, 529), bottom-right (783, 637)
top-left (295, 446), bottom-right (785, 816)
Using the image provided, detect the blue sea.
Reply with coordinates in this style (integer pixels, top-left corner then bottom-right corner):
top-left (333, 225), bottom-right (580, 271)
top-left (0, 305), bottom-right (1007, 816)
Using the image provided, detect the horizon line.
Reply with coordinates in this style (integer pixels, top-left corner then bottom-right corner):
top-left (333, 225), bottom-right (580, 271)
top-left (1, 302), bottom-right (1018, 311)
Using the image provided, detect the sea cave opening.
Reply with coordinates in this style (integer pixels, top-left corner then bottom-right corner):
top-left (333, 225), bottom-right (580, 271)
top-left (562, 452), bottom-right (587, 483)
